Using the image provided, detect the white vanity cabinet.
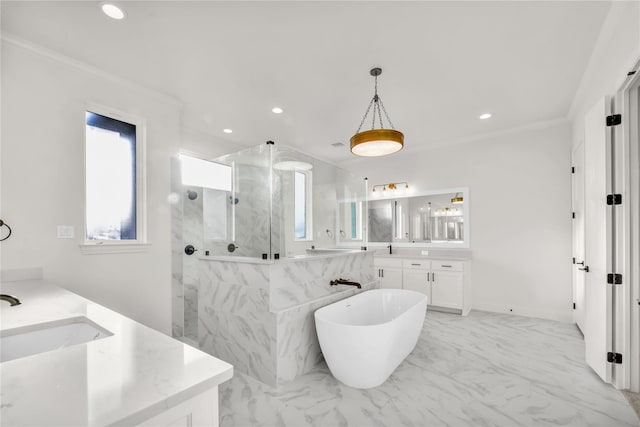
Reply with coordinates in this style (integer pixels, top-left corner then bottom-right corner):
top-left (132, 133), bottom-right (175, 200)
top-left (374, 257), bottom-right (403, 289)
top-left (430, 260), bottom-right (465, 312)
top-left (375, 256), bottom-right (470, 315)
top-left (402, 260), bottom-right (431, 300)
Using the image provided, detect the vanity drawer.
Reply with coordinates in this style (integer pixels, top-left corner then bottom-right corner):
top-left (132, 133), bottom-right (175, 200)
top-left (374, 257), bottom-right (403, 268)
top-left (431, 260), bottom-right (464, 272)
top-left (402, 259), bottom-right (431, 270)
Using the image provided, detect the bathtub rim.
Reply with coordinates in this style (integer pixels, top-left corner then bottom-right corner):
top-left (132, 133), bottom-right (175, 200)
top-left (314, 289), bottom-right (427, 328)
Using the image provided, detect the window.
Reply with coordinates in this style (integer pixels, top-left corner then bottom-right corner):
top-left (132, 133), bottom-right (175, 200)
top-left (351, 202), bottom-right (358, 239)
top-left (294, 171), bottom-right (307, 239)
top-left (84, 108), bottom-right (144, 247)
top-left (179, 154), bottom-right (232, 191)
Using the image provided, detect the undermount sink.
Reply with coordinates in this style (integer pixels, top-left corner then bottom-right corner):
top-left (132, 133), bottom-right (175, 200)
top-left (0, 317), bottom-right (113, 363)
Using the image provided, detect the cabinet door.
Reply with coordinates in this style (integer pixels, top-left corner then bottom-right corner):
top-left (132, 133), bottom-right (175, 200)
top-left (431, 271), bottom-right (463, 309)
top-left (402, 270), bottom-right (430, 301)
top-left (379, 268), bottom-right (403, 289)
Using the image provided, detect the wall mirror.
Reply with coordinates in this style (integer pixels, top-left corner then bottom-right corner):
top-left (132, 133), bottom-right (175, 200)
top-left (367, 187), bottom-right (469, 248)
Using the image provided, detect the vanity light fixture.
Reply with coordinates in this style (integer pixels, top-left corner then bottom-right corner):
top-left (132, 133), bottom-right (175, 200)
top-left (101, 3), bottom-right (126, 20)
top-left (451, 193), bottom-right (464, 204)
top-left (371, 182), bottom-right (409, 193)
top-left (350, 68), bottom-right (404, 157)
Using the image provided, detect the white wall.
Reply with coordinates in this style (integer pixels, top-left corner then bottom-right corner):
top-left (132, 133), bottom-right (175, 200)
top-left (180, 126), bottom-right (240, 160)
top-left (569, 1), bottom-right (640, 149)
top-left (0, 39), bottom-right (183, 333)
top-left (349, 121), bottom-right (574, 322)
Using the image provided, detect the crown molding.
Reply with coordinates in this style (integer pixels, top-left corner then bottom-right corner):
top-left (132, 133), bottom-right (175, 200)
top-left (1, 31), bottom-right (183, 108)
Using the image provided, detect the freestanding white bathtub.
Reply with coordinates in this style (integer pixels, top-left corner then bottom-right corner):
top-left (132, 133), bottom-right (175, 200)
top-left (314, 289), bottom-right (427, 389)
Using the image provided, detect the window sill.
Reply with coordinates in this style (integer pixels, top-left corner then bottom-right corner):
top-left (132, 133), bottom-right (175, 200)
top-left (79, 242), bottom-right (151, 255)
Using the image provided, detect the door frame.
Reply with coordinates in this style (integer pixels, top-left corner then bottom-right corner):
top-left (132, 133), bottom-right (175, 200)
top-left (612, 58), bottom-right (640, 391)
top-left (571, 141), bottom-right (586, 332)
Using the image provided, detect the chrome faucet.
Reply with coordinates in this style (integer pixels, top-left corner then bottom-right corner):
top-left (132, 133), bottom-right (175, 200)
top-left (330, 278), bottom-right (362, 289)
top-left (0, 294), bottom-right (21, 306)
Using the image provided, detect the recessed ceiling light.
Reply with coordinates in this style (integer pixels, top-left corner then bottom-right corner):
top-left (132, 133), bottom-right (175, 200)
top-left (223, 129), bottom-right (233, 134)
top-left (272, 107), bottom-right (283, 114)
top-left (479, 113), bottom-right (492, 120)
top-left (101, 3), bottom-right (126, 20)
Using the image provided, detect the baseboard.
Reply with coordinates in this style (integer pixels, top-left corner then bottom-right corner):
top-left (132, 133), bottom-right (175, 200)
top-left (472, 302), bottom-right (573, 323)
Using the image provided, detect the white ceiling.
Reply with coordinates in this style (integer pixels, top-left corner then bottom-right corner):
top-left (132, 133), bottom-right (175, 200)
top-left (1, 1), bottom-right (610, 163)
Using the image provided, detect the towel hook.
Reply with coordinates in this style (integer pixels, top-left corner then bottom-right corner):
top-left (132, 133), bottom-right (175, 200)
top-left (0, 219), bottom-right (12, 241)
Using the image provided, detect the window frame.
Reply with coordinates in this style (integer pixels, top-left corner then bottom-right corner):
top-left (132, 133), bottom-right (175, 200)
top-left (80, 103), bottom-right (148, 254)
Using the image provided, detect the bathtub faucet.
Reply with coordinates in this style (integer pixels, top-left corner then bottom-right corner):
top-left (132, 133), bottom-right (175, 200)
top-left (0, 294), bottom-right (21, 306)
top-left (330, 278), bottom-right (362, 289)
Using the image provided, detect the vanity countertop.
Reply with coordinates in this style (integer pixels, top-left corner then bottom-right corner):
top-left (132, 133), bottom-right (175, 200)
top-left (374, 251), bottom-right (472, 261)
top-left (0, 280), bottom-right (233, 426)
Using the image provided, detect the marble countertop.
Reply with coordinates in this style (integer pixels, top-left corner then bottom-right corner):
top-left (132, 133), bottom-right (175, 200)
top-left (374, 251), bottom-right (472, 261)
top-left (0, 280), bottom-right (233, 426)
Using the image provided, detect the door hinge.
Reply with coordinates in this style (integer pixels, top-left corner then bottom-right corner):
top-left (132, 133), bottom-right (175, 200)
top-left (607, 352), bottom-right (622, 364)
top-left (571, 166), bottom-right (575, 174)
top-left (572, 257), bottom-right (576, 264)
top-left (628, 70), bottom-right (637, 77)
top-left (572, 212), bottom-right (576, 219)
top-left (607, 273), bottom-right (622, 285)
top-left (606, 114), bottom-right (622, 126)
top-left (606, 194), bottom-right (622, 205)
top-left (573, 302), bottom-right (576, 310)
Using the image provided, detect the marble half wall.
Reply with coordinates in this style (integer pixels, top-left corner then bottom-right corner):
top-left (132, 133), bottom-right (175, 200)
top-left (198, 251), bottom-right (377, 386)
top-left (170, 156), bottom-right (184, 338)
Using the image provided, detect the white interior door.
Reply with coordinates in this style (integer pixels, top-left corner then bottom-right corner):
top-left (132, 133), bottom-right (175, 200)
top-left (583, 96), bottom-right (613, 383)
top-left (572, 142), bottom-right (586, 332)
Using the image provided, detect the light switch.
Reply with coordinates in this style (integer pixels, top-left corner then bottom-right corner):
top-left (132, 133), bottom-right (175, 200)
top-left (57, 225), bottom-right (75, 239)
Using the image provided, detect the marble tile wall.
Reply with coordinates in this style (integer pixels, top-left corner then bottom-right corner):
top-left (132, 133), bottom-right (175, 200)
top-left (182, 185), bottom-right (204, 341)
top-left (198, 259), bottom-right (277, 386)
top-left (170, 157), bottom-right (184, 338)
top-left (198, 252), bottom-right (378, 387)
top-left (275, 279), bottom-right (378, 385)
top-left (270, 252), bottom-right (376, 311)
top-left (232, 164), bottom-right (272, 258)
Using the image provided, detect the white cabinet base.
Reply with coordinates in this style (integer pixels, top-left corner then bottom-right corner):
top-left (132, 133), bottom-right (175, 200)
top-left (375, 256), bottom-right (471, 315)
top-left (137, 388), bottom-right (219, 427)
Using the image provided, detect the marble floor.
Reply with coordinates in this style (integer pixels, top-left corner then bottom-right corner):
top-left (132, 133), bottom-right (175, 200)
top-left (219, 310), bottom-right (639, 427)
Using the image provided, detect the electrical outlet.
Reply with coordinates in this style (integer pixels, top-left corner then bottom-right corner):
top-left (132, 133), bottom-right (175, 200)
top-left (57, 225), bottom-right (75, 239)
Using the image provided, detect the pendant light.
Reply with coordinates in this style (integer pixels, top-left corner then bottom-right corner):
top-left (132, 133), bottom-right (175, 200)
top-left (350, 68), bottom-right (404, 157)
